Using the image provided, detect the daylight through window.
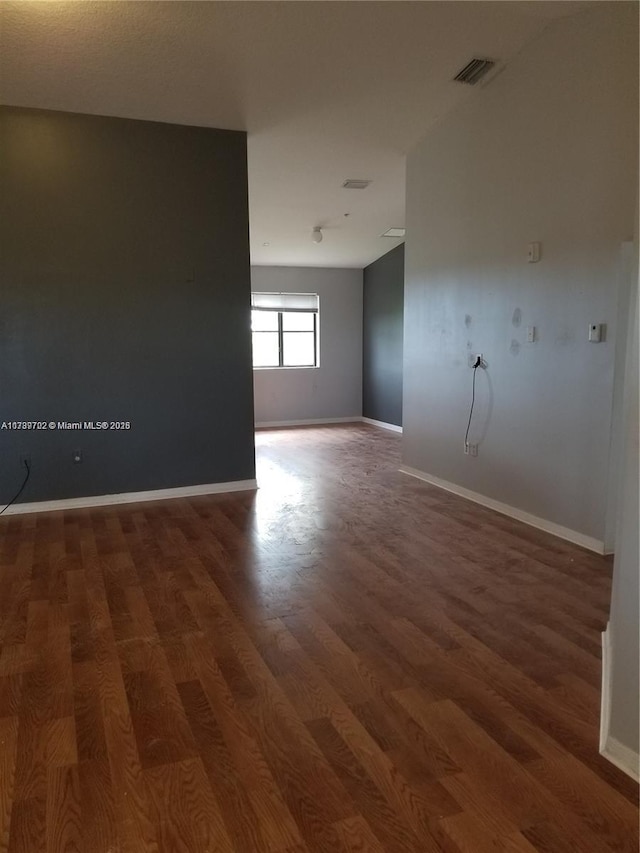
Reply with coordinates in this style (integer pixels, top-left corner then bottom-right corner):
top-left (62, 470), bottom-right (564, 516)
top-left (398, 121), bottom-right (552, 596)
top-left (251, 293), bottom-right (319, 368)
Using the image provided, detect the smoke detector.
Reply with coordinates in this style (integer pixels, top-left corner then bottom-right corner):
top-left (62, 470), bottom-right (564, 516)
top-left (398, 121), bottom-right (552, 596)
top-left (453, 58), bottom-right (496, 85)
top-left (342, 179), bottom-right (371, 190)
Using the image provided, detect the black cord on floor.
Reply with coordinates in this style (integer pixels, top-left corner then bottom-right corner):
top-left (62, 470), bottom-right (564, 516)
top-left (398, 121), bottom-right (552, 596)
top-left (0, 460), bottom-right (30, 516)
top-left (464, 362), bottom-right (480, 448)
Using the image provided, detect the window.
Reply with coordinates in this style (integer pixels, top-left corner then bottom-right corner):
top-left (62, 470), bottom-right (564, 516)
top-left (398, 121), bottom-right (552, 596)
top-left (251, 292), bottom-right (319, 368)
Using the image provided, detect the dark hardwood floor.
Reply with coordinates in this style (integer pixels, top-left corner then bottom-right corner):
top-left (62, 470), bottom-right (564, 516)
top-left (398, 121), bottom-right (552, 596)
top-left (0, 424), bottom-right (637, 852)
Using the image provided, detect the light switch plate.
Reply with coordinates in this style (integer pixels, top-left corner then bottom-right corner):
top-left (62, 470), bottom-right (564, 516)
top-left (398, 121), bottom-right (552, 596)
top-left (588, 323), bottom-right (602, 343)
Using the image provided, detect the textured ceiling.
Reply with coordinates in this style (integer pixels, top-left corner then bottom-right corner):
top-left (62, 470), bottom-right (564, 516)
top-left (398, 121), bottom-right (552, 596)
top-left (0, 1), bottom-right (588, 268)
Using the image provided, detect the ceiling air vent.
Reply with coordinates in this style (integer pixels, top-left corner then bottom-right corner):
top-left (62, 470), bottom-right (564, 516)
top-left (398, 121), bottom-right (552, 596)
top-left (342, 179), bottom-right (371, 190)
top-left (453, 58), bottom-right (495, 85)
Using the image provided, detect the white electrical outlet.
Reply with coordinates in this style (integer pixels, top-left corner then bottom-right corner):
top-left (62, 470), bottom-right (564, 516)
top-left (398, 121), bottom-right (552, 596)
top-left (469, 443), bottom-right (478, 457)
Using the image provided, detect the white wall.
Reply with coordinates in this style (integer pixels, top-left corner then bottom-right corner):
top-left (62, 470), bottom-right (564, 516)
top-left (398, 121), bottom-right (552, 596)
top-left (604, 242), bottom-right (635, 553)
top-left (604, 219), bottom-right (639, 773)
top-left (251, 266), bottom-right (362, 424)
top-left (403, 4), bottom-right (638, 545)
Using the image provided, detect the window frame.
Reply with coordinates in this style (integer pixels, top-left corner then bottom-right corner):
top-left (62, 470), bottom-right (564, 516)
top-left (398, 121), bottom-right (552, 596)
top-left (251, 307), bottom-right (319, 370)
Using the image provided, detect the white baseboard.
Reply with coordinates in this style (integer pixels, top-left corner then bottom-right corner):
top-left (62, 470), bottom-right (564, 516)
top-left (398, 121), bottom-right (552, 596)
top-left (2, 479), bottom-right (258, 516)
top-left (599, 626), bottom-right (640, 782)
top-left (361, 417), bottom-right (403, 434)
top-left (255, 416), bottom-right (402, 432)
top-left (399, 464), bottom-right (605, 554)
top-left (255, 417), bottom-right (361, 428)
top-left (602, 737), bottom-right (640, 783)
top-left (600, 625), bottom-right (612, 753)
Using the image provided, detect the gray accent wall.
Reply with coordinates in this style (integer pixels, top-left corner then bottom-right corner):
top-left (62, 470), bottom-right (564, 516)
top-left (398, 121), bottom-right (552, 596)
top-left (0, 106), bottom-right (255, 504)
top-left (363, 244), bottom-right (404, 427)
top-left (402, 4), bottom-right (638, 544)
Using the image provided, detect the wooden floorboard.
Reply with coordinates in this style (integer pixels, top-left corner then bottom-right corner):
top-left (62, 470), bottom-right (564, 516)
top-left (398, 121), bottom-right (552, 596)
top-left (0, 424), bottom-right (637, 852)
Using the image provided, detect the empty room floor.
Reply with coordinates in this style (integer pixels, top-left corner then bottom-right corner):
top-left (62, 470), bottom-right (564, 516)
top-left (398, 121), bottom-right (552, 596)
top-left (0, 424), bottom-right (637, 852)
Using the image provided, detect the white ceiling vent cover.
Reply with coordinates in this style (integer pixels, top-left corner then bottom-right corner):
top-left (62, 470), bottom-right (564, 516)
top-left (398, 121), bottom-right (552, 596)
top-left (453, 58), bottom-right (495, 85)
top-left (342, 179), bottom-right (371, 190)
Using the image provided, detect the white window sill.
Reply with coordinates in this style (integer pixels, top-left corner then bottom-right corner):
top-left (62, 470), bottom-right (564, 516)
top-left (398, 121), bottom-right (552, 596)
top-left (253, 366), bottom-right (320, 371)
